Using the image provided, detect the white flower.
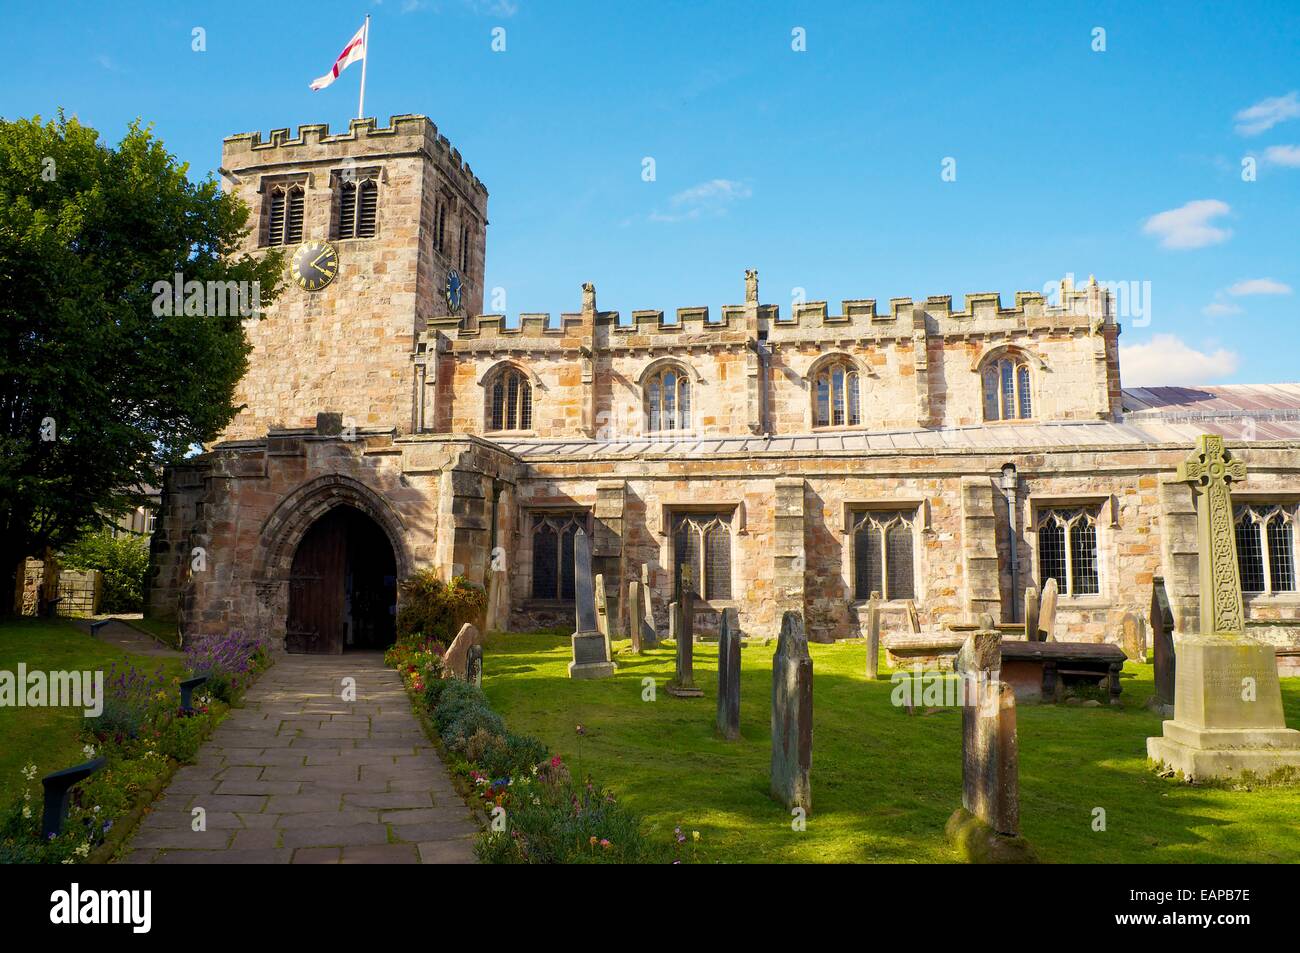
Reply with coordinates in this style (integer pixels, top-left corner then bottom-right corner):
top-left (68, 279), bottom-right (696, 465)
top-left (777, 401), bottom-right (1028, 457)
top-left (75, 843), bottom-right (90, 857)
top-left (21, 763), bottom-right (37, 782)
top-left (21, 806), bottom-right (31, 819)
top-left (82, 743), bottom-right (97, 758)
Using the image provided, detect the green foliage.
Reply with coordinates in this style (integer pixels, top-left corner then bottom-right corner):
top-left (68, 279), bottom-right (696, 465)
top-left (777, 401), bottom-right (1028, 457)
top-left (60, 528), bottom-right (149, 612)
top-left (395, 570), bottom-right (487, 643)
top-left (0, 112), bottom-right (284, 603)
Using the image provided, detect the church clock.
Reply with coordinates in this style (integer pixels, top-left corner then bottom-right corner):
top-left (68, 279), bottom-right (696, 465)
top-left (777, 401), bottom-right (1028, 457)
top-left (291, 240), bottom-right (339, 292)
top-left (445, 268), bottom-right (463, 313)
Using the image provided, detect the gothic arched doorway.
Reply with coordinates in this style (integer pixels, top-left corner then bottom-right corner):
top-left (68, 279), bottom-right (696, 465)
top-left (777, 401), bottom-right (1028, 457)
top-left (286, 505), bottom-right (397, 654)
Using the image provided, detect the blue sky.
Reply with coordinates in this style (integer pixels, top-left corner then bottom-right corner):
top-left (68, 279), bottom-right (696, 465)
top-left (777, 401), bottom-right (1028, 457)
top-left (3, 0), bottom-right (1298, 386)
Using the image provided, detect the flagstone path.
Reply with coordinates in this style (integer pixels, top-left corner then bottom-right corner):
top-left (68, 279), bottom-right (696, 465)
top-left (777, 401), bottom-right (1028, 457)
top-left (119, 653), bottom-right (478, 864)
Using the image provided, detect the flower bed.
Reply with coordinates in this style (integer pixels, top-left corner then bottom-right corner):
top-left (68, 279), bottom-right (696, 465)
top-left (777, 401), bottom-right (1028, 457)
top-left (0, 631), bottom-right (273, 863)
top-left (388, 638), bottom-right (677, 864)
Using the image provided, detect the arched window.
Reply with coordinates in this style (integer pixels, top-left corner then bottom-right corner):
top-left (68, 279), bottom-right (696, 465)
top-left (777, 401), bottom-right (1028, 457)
top-left (851, 510), bottom-right (915, 600)
top-left (487, 366), bottom-right (533, 432)
top-left (812, 359), bottom-right (861, 427)
top-left (645, 365), bottom-right (691, 432)
top-left (672, 511), bottom-right (732, 600)
top-left (1235, 504), bottom-right (1296, 593)
top-left (531, 512), bottom-right (586, 600)
top-left (982, 355), bottom-right (1033, 421)
top-left (1036, 507), bottom-right (1099, 596)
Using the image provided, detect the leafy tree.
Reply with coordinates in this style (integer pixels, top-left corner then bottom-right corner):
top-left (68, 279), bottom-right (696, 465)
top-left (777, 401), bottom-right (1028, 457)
top-left (0, 113), bottom-right (284, 613)
top-left (61, 528), bottom-right (150, 613)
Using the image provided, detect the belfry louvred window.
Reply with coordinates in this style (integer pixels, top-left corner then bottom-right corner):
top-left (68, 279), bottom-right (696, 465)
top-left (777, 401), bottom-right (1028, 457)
top-left (531, 512), bottom-right (587, 600)
top-left (1036, 507), bottom-right (1100, 596)
top-left (488, 367), bottom-right (533, 432)
top-left (266, 184), bottom-right (304, 246)
top-left (336, 177), bottom-right (378, 239)
top-left (1234, 503), bottom-right (1297, 594)
top-left (813, 359), bottom-right (861, 428)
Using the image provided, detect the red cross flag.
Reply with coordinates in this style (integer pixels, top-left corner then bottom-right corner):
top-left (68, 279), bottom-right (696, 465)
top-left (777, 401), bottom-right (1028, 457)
top-left (310, 17), bottom-right (371, 117)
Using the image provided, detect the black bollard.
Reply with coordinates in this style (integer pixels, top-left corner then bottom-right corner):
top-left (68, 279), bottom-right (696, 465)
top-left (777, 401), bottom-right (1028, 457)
top-left (89, 620), bottom-right (111, 639)
top-left (41, 758), bottom-right (106, 839)
top-left (179, 674), bottom-right (209, 713)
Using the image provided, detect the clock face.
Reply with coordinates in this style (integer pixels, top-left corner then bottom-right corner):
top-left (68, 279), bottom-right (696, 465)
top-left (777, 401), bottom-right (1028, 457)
top-left (291, 240), bottom-right (339, 292)
top-left (445, 268), bottom-right (463, 312)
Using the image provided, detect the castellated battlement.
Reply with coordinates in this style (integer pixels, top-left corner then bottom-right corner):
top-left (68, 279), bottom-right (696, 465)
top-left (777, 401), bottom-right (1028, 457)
top-left (221, 114), bottom-right (487, 196)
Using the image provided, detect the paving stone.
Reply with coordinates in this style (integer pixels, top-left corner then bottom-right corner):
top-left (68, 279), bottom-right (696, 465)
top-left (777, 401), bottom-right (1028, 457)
top-left (292, 847), bottom-right (341, 864)
top-left (391, 820), bottom-right (480, 842)
top-left (274, 809), bottom-right (380, 829)
top-left (341, 844), bottom-right (419, 864)
top-left (214, 780), bottom-right (303, 795)
top-left (343, 792), bottom-right (434, 810)
top-left (231, 829), bottom-right (282, 850)
top-left (154, 848), bottom-right (292, 865)
top-left (130, 828), bottom-right (234, 850)
top-left (279, 823), bottom-right (390, 849)
top-left (417, 839), bottom-right (477, 864)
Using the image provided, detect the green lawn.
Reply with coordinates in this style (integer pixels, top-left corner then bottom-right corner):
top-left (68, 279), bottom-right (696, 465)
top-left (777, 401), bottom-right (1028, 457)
top-left (0, 618), bottom-right (186, 805)
top-left (482, 632), bottom-right (1300, 863)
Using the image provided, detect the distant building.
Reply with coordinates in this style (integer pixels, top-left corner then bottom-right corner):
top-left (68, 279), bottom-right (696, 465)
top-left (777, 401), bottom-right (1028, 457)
top-left (148, 115), bottom-right (1300, 664)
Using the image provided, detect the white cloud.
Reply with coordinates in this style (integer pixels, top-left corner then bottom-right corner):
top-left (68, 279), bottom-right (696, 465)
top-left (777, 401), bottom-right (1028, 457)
top-left (1227, 278), bottom-right (1292, 296)
top-left (649, 178), bottom-right (753, 223)
top-left (1141, 199), bottom-right (1231, 250)
top-left (1121, 335), bottom-right (1239, 386)
top-left (1234, 91), bottom-right (1300, 136)
top-left (464, 0), bottom-right (519, 14)
top-left (1263, 144), bottom-right (1300, 167)
top-left (1202, 301), bottom-right (1243, 317)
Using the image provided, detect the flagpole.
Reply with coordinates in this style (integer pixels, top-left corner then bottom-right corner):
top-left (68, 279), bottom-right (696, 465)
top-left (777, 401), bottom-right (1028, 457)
top-left (357, 15), bottom-right (370, 120)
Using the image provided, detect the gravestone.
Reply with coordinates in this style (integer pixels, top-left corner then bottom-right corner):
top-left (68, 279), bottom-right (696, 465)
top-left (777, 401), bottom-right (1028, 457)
top-left (1023, 586), bottom-right (1040, 644)
top-left (1146, 435), bottom-right (1300, 780)
top-left (945, 624), bottom-right (1036, 861)
top-left (443, 623), bottom-right (481, 680)
top-left (626, 579), bottom-right (644, 654)
top-left (770, 611), bottom-right (812, 810)
top-left (1037, 578), bottom-right (1058, 642)
top-left (717, 607), bottom-right (742, 740)
top-left (667, 569), bottom-right (702, 697)
top-left (1120, 611), bottom-right (1146, 662)
top-left (466, 644), bottom-right (483, 688)
top-left (865, 591), bottom-right (882, 680)
top-left (639, 579), bottom-right (658, 649)
top-left (594, 573), bottom-right (610, 638)
top-left (568, 528), bottom-right (616, 679)
top-left (1150, 577), bottom-right (1176, 713)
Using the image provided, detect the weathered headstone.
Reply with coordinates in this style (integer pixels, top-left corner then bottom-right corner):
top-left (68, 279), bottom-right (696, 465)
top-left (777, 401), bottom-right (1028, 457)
top-left (443, 623), bottom-right (481, 680)
top-left (568, 528), bottom-right (616, 679)
top-left (770, 611), bottom-right (812, 811)
top-left (626, 579), bottom-right (644, 654)
top-left (1037, 578), bottom-right (1059, 642)
top-left (1150, 577), bottom-right (1176, 712)
top-left (667, 570), bottom-right (702, 697)
top-left (946, 623), bottom-right (1035, 861)
top-left (1147, 435), bottom-right (1300, 779)
top-left (466, 644), bottom-right (483, 688)
top-left (639, 579), bottom-right (658, 649)
top-left (717, 607), bottom-right (741, 740)
top-left (594, 572), bottom-right (609, 638)
top-left (865, 591), bottom-right (882, 680)
top-left (1119, 611), bottom-right (1146, 662)
top-left (1023, 585), bottom-right (1040, 644)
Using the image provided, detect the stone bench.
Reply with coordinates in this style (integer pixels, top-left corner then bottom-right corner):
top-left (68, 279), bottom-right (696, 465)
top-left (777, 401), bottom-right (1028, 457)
top-left (999, 642), bottom-right (1126, 704)
top-left (885, 624), bottom-right (1030, 670)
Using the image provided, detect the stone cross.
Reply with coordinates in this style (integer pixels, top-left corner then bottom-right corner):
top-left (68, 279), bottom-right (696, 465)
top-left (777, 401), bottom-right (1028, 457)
top-left (953, 627), bottom-right (1018, 836)
top-left (717, 607), bottom-right (741, 740)
top-left (626, 579), bottom-right (643, 654)
top-left (594, 572), bottom-right (609, 638)
top-left (1175, 433), bottom-right (1247, 637)
top-left (667, 582), bottom-right (702, 697)
top-left (771, 611), bottom-right (812, 811)
top-left (568, 528), bottom-right (615, 679)
top-left (1023, 585), bottom-right (1039, 643)
top-left (865, 591), bottom-right (881, 680)
top-left (1037, 577), bottom-right (1058, 642)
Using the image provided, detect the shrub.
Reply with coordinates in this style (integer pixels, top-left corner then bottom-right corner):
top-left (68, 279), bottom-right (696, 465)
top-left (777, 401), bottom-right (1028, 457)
top-left (477, 732), bottom-right (548, 781)
top-left (86, 663), bottom-right (171, 741)
top-left (396, 570), bottom-right (487, 643)
top-left (60, 528), bottom-right (150, 613)
top-left (184, 630), bottom-right (271, 705)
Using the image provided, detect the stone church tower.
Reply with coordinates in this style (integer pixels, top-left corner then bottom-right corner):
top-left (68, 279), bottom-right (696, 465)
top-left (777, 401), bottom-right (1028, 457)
top-left (219, 114), bottom-right (487, 440)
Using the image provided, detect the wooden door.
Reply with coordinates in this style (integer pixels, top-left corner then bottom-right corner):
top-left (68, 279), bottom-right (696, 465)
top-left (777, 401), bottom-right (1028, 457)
top-left (286, 509), bottom-right (348, 654)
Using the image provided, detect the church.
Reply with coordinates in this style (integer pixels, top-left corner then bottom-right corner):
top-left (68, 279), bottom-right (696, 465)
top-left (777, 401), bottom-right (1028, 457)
top-left (147, 114), bottom-right (1300, 668)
